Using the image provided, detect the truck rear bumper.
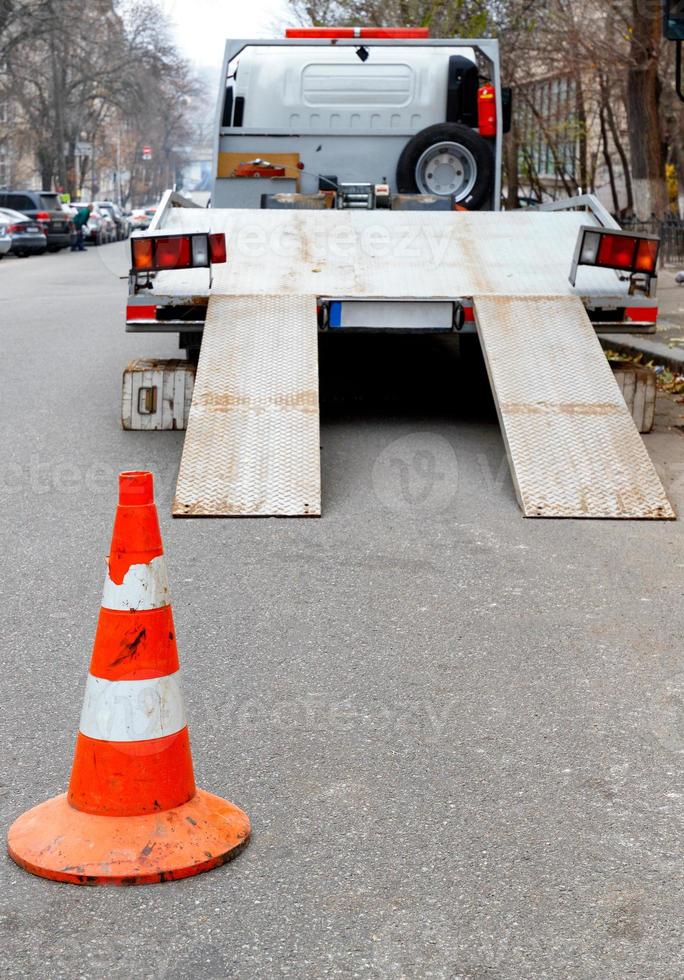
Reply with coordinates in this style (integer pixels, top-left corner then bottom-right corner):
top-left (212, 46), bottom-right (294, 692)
top-left (126, 298), bottom-right (659, 336)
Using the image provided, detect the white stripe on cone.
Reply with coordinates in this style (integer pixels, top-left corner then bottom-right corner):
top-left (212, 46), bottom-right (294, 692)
top-left (79, 671), bottom-right (186, 742)
top-left (102, 555), bottom-right (170, 611)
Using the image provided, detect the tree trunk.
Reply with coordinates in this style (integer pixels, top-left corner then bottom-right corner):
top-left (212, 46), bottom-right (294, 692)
top-left (605, 92), bottom-right (634, 217)
top-left (505, 123), bottom-right (520, 209)
top-left (576, 74), bottom-right (588, 194)
top-left (64, 139), bottom-right (78, 199)
top-left (48, 2), bottom-right (67, 192)
top-left (598, 72), bottom-right (619, 214)
top-left (37, 147), bottom-right (53, 190)
top-left (599, 103), bottom-right (619, 215)
top-left (626, 1), bottom-right (667, 219)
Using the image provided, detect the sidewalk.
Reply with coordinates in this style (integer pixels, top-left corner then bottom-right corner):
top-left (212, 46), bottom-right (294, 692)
top-left (600, 268), bottom-right (684, 372)
top-left (599, 269), bottom-right (684, 431)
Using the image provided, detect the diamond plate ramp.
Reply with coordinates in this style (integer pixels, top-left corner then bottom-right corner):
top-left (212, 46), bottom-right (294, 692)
top-left (474, 295), bottom-right (674, 519)
top-left (173, 294), bottom-right (320, 517)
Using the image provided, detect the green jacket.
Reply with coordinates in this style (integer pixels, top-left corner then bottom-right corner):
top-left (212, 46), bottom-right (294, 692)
top-left (73, 207), bottom-right (90, 230)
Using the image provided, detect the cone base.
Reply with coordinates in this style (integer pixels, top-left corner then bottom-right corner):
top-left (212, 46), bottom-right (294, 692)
top-left (7, 789), bottom-right (250, 885)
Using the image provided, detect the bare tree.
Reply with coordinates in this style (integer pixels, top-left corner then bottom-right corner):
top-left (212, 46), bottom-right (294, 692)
top-left (625, 0), bottom-right (668, 218)
top-left (289, 0), bottom-right (490, 35)
top-left (287, 0), bottom-right (681, 217)
top-left (0, 0), bottom-right (203, 201)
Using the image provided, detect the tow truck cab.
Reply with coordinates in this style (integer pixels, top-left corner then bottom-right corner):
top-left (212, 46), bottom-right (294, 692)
top-left (214, 29), bottom-right (508, 211)
top-left (126, 30), bottom-right (661, 343)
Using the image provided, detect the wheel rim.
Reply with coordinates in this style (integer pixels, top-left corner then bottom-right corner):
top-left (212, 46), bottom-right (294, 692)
top-left (415, 141), bottom-right (478, 200)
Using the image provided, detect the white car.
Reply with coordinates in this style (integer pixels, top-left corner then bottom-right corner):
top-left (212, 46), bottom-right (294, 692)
top-left (0, 223), bottom-right (11, 259)
top-left (129, 206), bottom-right (156, 231)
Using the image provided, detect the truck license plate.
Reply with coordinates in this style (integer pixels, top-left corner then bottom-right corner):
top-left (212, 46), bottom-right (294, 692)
top-left (328, 301), bottom-right (454, 331)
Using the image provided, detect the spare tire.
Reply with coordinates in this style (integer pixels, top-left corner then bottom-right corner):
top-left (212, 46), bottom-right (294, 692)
top-left (396, 122), bottom-right (494, 210)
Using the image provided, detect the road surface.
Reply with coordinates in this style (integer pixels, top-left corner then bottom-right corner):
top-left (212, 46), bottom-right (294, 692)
top-left (1, 243), bottom-right (683, 979)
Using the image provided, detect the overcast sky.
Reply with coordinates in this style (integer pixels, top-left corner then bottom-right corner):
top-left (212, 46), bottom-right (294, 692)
top-left (159, 0), bottom-right (294, 69)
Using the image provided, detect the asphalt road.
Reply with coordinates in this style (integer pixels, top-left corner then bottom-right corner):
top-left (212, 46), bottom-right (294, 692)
top-left (1, 242), bottom-right (684, 979)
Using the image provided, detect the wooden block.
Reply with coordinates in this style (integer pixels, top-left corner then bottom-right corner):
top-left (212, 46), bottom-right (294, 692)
top-left (611, 365), bottom-right (656, 433)
top-left (122, 359), bottom-right (195, 431)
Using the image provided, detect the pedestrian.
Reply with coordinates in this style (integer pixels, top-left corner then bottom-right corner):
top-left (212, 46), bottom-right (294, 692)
top-left (71, 203), bottom-right (92, 252)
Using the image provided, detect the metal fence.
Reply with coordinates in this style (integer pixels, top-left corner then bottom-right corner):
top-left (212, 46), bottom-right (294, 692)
top-left (621, 215), bottom-right (684, 267)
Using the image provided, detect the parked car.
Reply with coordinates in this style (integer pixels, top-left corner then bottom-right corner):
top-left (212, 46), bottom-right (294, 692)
top-left (0, 190), bottom-right (72, 250)
top-left (71, 202), bottom-right (117, 246)
top-left (95, 201), bottom-right (130, 240)
top-left (129, 207), bottom-right (153, 231)
top-left (0, 222), bottom-right (11, 259)
top-left (0, 207), bottom-right (48, 256)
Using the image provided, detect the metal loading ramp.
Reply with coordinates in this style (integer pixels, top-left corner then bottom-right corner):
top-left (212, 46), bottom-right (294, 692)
top-left (173, 294), bottom-right (320, 517)
top-left (473, 295), bottom-right (675, 519)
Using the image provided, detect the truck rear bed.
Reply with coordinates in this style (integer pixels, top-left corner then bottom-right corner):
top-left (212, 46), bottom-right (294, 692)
top-left (149, 207), bottom-right (638, 303)
top-left (127, 200), bottom-right (672, 519)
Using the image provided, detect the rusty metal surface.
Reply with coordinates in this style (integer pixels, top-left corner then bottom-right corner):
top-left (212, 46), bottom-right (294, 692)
top-left (263, 192), bottom-right (332, 209)
top-left (173, 294), bottom-right (320, 517)
top-left (474, 295), bottom-right (675, 519)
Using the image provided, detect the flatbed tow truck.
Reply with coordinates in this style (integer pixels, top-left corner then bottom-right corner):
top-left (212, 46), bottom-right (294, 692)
top-left (124, 28), bottom-right (674, 521)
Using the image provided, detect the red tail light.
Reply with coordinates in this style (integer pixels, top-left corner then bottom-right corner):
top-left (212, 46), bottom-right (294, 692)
top-left (478, 84), bottom-right (496, 137)
top-left (35, 211), bottom-right (50, 221)
top-left (131, 238), bottom-right (154, 270)
top-left (131, 232), bottom-right (227, 272)
top-left (597, 234), bottom-right (637, 269)
top-left (154, 236), bottom-right (192, 269)
top-left (209, 233), bottom-right (227, 264)
top-left (635, 238), bottom-right (659, 272)
top-left (126, 304), bottom-right (157, 321)
top-left (570, 226), bottom-right (660, 285)
top-left (625, 306), bottom-right (658, 324)
top-left (285, 27), bottom-right (429, 39)
top-left (8, 223), bottom-right (26, 233)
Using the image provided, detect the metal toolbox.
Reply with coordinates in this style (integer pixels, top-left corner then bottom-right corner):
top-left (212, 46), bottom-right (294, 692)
top-left (122, 359), bottom-right (195, 430)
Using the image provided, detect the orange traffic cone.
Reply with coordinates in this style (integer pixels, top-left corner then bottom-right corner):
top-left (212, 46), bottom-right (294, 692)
top-left (7, 471), bottom-right (250, 885)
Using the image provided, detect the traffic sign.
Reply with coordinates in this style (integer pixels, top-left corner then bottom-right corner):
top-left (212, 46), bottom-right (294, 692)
top-left (142, 146), bottom-right (152, 161)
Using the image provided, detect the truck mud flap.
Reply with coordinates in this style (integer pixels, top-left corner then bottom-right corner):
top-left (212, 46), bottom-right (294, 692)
top-left (473, 295), bottom-right (674, 519)
top-left (173, 294), bottom-right (320, 517)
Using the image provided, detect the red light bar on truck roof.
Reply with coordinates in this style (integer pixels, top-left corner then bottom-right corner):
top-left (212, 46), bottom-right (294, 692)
top-left (131, 232), bottom-right (226, 273)
top-left (285, 27), bottom-right (429, 39)
top-left (570, 226), bottom-right (659, 287)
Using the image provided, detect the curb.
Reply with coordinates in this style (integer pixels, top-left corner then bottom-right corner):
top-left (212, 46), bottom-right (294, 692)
top-left (599, 333), bottom-right (684, 374)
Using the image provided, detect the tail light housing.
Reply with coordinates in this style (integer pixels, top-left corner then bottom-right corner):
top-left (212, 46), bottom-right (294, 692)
top-left (131, 232), bottom-right (227, 272)
top-left (35, 211), bottom-right (50, 222)
top-left (154, 235), bottom-right (191, 269)
top-left (478, 84), bottom-right (496, 137)
top-left (285, 27), bottom-right (429, 39)
top-left (570, 226), bottom-right (660, 287)
top-left (209, 233), bottom-right (227, 264)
